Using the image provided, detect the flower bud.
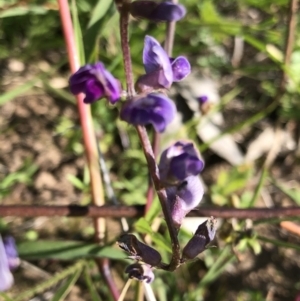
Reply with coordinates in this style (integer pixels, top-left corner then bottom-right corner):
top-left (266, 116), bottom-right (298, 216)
top-left (130, 1), bottom-right (186, 22)
top-left (125, 263), bottom-right (155, 283)
top-left (117, 234), bottom-right (162, 267)
top-left (181, 217), bottom-right (217, 262)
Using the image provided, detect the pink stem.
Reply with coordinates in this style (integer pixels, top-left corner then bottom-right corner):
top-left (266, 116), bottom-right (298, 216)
top-left (57, 0), bottom-right (119, 299)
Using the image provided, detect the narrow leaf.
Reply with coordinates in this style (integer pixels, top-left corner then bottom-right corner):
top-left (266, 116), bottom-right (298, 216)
top-left (51, 269), bottom-right (82, 301)
top-left (18, 240), bottom-right (126, 260)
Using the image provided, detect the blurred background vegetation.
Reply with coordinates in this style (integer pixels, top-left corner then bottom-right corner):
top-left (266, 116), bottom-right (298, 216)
top-left (0, 0), bottom-right (300, 300)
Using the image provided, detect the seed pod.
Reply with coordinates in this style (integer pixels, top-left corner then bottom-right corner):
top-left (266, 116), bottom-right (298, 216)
top-left (181, 217), bottom-right (217, 262)
top-left (117, 234), bottom-right (162, 267)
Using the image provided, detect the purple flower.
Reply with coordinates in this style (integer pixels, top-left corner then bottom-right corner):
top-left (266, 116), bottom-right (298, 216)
top-left (120, 93), bottom-right (176, 132)
top-left (0, 235), bottom-right (17, 292)
top-left (159, 140), bottom-right (204, 185)
top-left (130, 1), bottom-right (186, 22)
top-left (136, 36), bottom-right (190, 91)
top-left (69, 62), bottom-right (121, 104)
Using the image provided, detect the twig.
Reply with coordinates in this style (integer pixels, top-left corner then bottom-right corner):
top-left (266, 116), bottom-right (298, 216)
top-left (3, 205), bottom-right (300, 219)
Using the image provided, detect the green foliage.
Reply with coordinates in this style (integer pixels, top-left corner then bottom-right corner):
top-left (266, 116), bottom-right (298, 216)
top-left (211, 165), bottom-right (253, 206)
top-left (0, 159), bottom-right (38, 199)
top-left (18, 240), bottom-right (126, 260)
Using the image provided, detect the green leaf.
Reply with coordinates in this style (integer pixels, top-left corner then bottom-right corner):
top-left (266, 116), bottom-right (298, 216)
top-left (0, 6), bottom-right (48, 18)
top-left (18, 240), bottom-right (126, 260)
top-left (71, 0), bottom-right (85, 65)
top-left (88, 0), bottom-right (113, 28)
top-left (67, 174), bottom-right (86, 191)
top-left (0, 78), bottom-right (39, 106)
top-left (51, 269), bottom-right (82, 301)
top-left (134, 218), bottom-right (172, 253)
top-left (272, 180), bottom-right (300, 205)
top-left (83, 268), bottom-right (103, 301)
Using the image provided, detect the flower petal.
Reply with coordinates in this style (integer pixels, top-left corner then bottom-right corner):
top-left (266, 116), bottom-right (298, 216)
top-left (69, 65), bottom-right (94, 95)
top-left (84, 79), bottom-right (104, 104)
top-left (143, 36), bottom-right (173, 87)
top-left (171, 56), bottom-right (191, 81)
top-left (0, 236), bottom-right (14, 292)
top-left (120, 93), bottom-right (176, 133)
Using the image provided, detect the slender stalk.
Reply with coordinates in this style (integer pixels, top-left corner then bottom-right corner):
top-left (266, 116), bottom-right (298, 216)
top-left (119, 1), bottom-right (135, 97)
top-left (57, 0), bottom-right (119, 299)
top-left (135, 126), bottom-right (183, 271)
top-left (117, 0), bottom-right (181, 270)
top-left (164, 0), bottom-right (178, 56)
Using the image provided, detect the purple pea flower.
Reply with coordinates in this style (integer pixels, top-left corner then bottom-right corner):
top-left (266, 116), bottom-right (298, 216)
top-left (69, 62), bottom-right (121, 104)
top-left (136, 36), bottom-right (191, 91)
top-left (120, 93), bottom-right (176, 133)
top-left (0, 235), bottom-right (19, 291)
top-left (159, 140), bottom-right (204, 185)
top-left (130, 1), bottom-right (186, 22)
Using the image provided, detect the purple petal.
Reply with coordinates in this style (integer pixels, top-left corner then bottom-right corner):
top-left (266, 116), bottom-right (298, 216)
top-left (151, 2), bottom-right (186, 22)
top-left (130, 1), bottom-right (186, 22)
top-left (83, 79), bottom-right (104, 104)
top-left (143, 36), bottom-right (173, 87)
top-left (177, 176), bottom-right (204, 211)
top-left (170, 153), bottom-right (204, 180)
top-left (0, 236), bottom-right (14, 292)
top-left (120, 93), bottom-right (176, 133)
top-left (197, 95), bottom-right (208, 104)
top-left (103, 70), bottom-right (121, 104)
top-left (171, 56), bottom-right (191, 81)
top-left (69, 65), bottom-right (94, 95)
top-left (3, 237), bottom-right (19, 271)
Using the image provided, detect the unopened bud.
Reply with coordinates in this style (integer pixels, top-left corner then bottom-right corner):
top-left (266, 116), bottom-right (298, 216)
top-left (125, 263), bottom-right (155, 283)
top-left (181, 217), bottom-right (217, 262)
top-left (117, 234), bottom-right (162, 267)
